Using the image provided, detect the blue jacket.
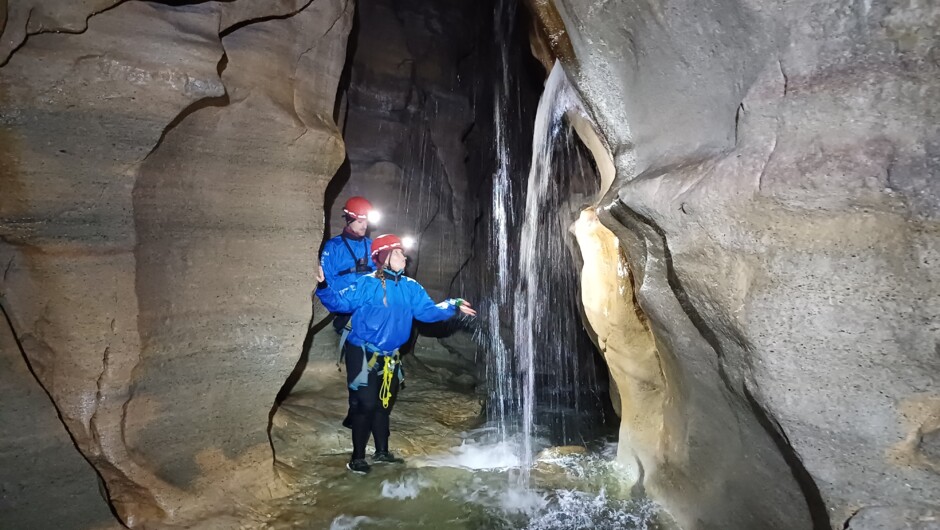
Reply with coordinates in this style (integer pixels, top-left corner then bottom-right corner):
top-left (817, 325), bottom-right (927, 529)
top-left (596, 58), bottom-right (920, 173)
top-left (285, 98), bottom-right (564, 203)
top-left (320, 234), bottom-right (374, 294)
top-left (317, 270), bottom-right (460, 352)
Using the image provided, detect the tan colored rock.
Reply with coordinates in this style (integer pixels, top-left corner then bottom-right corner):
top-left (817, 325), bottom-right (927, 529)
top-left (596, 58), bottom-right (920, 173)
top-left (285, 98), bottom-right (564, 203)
top-left (127, 1), bottom-right (352, 522)
top-left (0, 0), bottom-right (122, 65)
top-left (1, 3), bottom-right (227, 523)
top-left (0, 308), bottom-right (121, 527)
top-left (573, 209), bottom-right (664, 484)
top-left (219, 0), bottom-right (311, 33)
top-left (0, 0), bottom-right (353, 525)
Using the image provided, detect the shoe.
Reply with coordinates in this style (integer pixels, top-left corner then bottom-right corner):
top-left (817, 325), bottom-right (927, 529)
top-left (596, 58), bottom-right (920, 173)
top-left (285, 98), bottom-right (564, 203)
top-left (346, 458), bottom-right (371, 474)
top-left (372, 451), bottom-right (405, 464)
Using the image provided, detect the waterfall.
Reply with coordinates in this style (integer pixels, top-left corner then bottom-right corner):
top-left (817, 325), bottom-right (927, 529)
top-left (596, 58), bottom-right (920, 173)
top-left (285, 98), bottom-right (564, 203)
top-left (480, 0), bottom-right (608, 488)
top-left (513, 60), bottom-right (593, 485)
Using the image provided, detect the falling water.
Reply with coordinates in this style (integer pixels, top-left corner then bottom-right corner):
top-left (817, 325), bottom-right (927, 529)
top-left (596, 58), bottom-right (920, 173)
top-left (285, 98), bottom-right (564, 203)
top-left (479, 0), bottom-right (609, 486)
top-left (513, 60), bottom-right (596, 485)
top-left (481, 0), bottom-right (519, 444)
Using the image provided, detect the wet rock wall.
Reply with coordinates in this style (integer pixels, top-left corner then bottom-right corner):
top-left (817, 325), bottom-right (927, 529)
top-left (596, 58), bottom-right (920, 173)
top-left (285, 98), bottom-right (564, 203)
top-left (530, 0), bottom-right (940, 528)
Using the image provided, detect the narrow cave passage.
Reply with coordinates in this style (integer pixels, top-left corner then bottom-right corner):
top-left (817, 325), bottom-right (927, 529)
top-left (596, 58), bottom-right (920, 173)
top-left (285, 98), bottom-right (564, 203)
top-left (5, 0), bottom-right (930, 527)
top-left (263, 0), bottom-right (658, 528)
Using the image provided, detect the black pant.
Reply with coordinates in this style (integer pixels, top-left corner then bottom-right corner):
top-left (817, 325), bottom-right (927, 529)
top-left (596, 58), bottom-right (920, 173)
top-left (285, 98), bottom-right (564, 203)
top-left (332, 313), bottom-right (351, 334)
top-left (344, 342), bottom-right (400, 460)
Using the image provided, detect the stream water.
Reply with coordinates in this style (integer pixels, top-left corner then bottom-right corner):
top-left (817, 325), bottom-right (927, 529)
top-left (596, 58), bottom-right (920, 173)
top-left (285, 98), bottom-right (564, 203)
top-left (262, 428), bottom-right (671, 530)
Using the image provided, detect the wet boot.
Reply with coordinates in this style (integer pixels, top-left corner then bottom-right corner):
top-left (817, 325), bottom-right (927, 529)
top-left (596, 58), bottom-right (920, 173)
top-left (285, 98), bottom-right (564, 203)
top-left (372, 451), bottom-right (405, 464)
top-left (346, 458), bottom-right (371, 474)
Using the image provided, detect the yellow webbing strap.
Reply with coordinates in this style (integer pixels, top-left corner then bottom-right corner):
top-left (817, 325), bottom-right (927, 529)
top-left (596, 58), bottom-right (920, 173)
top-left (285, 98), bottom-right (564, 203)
top-left (378, 352), bottom-right (400, 409)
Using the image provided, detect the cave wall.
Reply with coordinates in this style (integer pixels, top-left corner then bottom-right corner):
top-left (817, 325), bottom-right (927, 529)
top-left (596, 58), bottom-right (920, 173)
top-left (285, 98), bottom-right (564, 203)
top-left (532, 0), bottom-right (939, 528)
top-left (0, 307), bottom-right (120, 528)
top-left (0, 0), bottom-right (351, 525)
top-left (332, 0), bottom-right (488, 299)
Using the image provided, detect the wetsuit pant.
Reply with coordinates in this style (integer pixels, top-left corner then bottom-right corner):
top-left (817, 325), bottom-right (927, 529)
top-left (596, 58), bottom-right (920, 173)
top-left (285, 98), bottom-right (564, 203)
top-left (335, 313), bottom-right (354, 429)
top-left (332, 312), bottom-right (352, 334)
top-left (344, 342), bottom-right (400, 460)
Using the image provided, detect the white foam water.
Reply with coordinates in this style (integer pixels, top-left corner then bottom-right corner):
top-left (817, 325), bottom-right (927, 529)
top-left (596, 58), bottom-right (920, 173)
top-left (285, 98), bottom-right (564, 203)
top-left (411, 440), bottom-right (523, 471)
top-left (379, 476), bottom-right (430, 500)
top-left (328, 514), bottom-right (375, 530)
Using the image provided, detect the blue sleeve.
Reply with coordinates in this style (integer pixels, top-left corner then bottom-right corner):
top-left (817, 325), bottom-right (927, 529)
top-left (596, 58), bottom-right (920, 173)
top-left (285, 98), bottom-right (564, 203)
top-left (363, 237), bottom-right (375, 272)
top-left (409, 281), bottom-right (459, 323)
top-left (320, 239), bottom-right (341, 287)
top-left (317, 277), bottom-right (367, 314)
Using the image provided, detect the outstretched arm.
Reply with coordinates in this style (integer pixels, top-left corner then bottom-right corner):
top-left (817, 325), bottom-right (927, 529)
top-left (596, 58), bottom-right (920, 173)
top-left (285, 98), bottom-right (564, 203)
top-left (411, 282), bottom-right (476, 322)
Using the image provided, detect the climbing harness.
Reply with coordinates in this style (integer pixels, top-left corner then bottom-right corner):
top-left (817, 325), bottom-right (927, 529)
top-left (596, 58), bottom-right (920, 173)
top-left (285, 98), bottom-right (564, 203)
top-left (335, 319), bottom-right (353, 369)
top-left (348, 345), bottom-right (403, 409)
top-left (338, 235), bottom-right (372, 276)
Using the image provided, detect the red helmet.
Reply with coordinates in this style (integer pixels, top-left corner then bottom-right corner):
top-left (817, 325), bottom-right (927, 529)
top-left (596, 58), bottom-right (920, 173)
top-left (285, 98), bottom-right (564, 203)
top-left (343, 196), bottom-right (373, 220)
top-left (371, 234), bottom-right (403, 265)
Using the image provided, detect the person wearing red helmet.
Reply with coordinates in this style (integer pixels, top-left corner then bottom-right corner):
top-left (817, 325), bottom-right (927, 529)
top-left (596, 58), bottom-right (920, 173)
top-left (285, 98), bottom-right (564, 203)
top-left (319, 196), bottom-right (377, 335)
top-left (316, 233), bottom-right (477, 474)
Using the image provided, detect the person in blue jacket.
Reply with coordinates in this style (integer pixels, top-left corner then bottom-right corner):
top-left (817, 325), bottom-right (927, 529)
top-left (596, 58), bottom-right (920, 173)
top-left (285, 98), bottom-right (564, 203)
top-left (320, 196), bottom-right (377, 334)
top-left (316, 233), bottom-right (477, 474)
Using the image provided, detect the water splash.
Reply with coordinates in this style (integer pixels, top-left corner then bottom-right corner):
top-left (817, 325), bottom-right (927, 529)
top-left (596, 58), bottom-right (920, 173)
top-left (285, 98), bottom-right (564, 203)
top-left (329, 515), bottom-right (375, 530)
top-left (380, 476), bottom-right (431, 500)
top-left (513, 60), bottom-right (601, 486)
top-left (413, 439), bottom-right (523, 470)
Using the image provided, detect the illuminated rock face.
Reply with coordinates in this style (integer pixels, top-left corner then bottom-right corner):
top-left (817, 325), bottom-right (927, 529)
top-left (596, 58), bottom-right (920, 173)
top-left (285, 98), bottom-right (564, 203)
top-left (539, 0), bottom-right (939, 528)
top-left (573, 209), bottom-right (665, 484)
top-left (0, 1), bottom-right (351, 526)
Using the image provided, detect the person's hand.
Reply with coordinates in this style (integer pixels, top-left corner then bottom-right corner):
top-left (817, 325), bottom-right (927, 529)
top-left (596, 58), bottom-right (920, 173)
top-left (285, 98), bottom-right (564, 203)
top-left (316, 265), bottom-right (325, 283)
top-left (458, 300), bottom-right (477, 317)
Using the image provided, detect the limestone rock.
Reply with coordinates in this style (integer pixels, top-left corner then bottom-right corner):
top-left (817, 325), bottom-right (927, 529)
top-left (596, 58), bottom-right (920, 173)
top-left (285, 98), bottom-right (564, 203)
top-left (219, 0), bottom-right (312, 33)
top-left (845, 507), bottom-right (940, 530)
top-left (0, 0), bottom-right (123, 65)
top-left (127, 0), bottom-right (351, 503)
top-left (0, 0), bottom-right (352, 524)
top-left (573, 208), bottom-right (664, 485)
top-left (0, 311), bottom-right (120, 528)
top-left (545, 0), bottom-right (940, 527)
top-left (1, 3), bottom-right (228, 522)
top-left (1, 1), bottom-right (7, 39)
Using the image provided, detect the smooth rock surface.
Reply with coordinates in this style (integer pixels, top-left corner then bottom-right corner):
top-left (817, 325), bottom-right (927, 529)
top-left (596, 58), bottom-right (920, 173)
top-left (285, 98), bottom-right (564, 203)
top-left (128, 0), bottom-right (351, 507)
top-left (0, 0), bottom-right (352, 524)
top-left (573, 208), bottom-right (664, 486)
top-left (845, 506), bottom-right (940, 530)
top-left (0, 309), bottom-right (121, 528)
top-left (0, 0), bottom-right (122, 65)
top-left (542, 0), bottom-right (940, 528)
